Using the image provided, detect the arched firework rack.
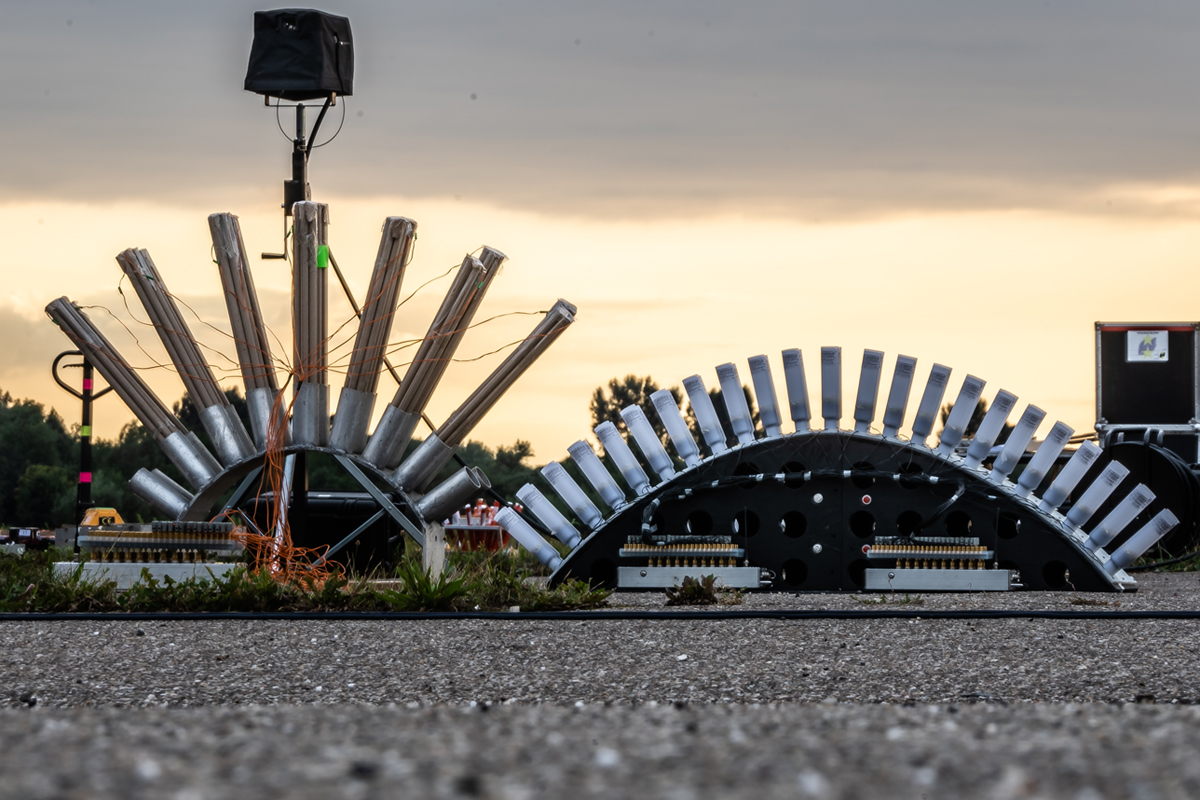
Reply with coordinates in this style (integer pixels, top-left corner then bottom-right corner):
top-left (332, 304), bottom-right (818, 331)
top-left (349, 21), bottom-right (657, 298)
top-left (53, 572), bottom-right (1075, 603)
top-left (510, 349), bottom-right (1181, 593)
top-left (46, 202), bottom-right (576, 569)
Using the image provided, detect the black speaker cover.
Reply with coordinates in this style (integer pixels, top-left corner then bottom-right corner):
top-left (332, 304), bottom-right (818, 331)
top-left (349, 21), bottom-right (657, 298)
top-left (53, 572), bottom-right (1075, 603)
top-left (244, 9), bottom-right (353, 100)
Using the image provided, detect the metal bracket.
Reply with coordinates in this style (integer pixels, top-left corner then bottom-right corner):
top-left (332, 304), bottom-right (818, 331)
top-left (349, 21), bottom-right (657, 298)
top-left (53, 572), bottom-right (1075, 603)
top-left (332, 453), bottom-right (425, 548)
top-left (221, 467), bottom-right (264, 515)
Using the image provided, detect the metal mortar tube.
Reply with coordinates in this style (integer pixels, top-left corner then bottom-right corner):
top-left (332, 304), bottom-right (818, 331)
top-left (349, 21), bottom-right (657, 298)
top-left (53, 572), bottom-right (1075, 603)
top-left (122, 249), bottom-right (223, 409)
top-left (160, 430), bottom-right (219, 490)
top-left (394, 256), bottom-right (486, 412)
top-left (329, 386), bottom-right (377, 455)
top-left (186, 431), bottom-right (224, 476)
top-left (129, 468), bottom-right (193, 519)
top-left (415, 466), bottom-right (491, 523)
top-left (438, 299), bottom-right (577, 445)
top-left (211, 213), bottom-right (279, 393)
top-left (292, 381), bottom-right (330, 447)
top-left (361, 405), bottom-right (420, 470)
top-left (390, 433), bottom-right (455, 493)
top-left (47, 299), bottom-right (177, 438)
top-left (245, 386), bottom-right (278, 451)
top-left (199, 404), bottom-right (256, 466)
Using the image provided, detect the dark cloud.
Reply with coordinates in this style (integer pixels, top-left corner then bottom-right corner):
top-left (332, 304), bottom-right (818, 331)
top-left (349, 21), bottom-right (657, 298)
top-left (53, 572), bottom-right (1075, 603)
top-left (4, 1), bottom-right (1200, 219)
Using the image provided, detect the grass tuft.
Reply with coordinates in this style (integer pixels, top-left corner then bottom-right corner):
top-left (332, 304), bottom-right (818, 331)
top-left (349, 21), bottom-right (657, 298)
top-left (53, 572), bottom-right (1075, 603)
top-left (665, 575), bottom-right (719, 606)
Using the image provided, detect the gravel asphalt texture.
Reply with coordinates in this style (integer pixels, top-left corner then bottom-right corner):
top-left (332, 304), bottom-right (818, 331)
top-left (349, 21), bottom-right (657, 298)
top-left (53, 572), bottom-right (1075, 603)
top-left (1, 573), bottom-right (1198, 798)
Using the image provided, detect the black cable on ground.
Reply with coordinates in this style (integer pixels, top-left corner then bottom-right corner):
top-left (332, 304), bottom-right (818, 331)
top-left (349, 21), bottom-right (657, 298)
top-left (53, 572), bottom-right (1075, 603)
top-left (3, 609), bottom-right (1200, 622)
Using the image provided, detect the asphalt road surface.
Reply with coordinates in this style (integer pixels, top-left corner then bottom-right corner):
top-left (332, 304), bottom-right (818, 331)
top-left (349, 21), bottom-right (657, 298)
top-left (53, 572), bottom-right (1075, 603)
top-left (1, 573), bottom-right (1197, 799)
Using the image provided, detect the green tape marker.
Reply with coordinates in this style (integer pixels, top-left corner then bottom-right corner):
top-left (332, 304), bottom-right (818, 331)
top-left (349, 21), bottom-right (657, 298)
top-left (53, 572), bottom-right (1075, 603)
top-left (80, 426), bottom-right (92, 437)
top-left (318, 245), bottom-right (330, 270)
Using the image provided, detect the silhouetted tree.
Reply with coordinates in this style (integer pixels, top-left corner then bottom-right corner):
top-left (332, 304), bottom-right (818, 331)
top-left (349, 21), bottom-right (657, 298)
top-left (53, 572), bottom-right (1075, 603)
top-left (14, 464), bottom-right (73, 528)
top-left (0, 391), bottom-right (75, 525)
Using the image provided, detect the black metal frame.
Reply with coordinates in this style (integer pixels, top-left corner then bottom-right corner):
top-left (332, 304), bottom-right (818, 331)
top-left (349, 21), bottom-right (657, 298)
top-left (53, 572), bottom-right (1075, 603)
top-left (550, 432), bottom-right (1134, 593)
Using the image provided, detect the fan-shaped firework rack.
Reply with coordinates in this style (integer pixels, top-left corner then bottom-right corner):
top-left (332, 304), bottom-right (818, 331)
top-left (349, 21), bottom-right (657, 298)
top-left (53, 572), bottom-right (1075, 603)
top-left (511, 348), bottom-right (1181, 593)
top-left (46, 201), bottom-right (576, 568)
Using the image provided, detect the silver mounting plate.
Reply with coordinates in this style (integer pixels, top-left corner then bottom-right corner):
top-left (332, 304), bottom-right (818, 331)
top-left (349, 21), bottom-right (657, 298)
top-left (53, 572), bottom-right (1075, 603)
top-left (865, 567), bottom-right (1016, 592)
top-left (617, 566), bottom-right (763, 589)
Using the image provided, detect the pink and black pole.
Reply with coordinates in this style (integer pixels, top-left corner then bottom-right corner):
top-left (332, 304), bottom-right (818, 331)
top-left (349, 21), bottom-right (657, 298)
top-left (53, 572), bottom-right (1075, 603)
top-left (52, 351), bottom-right (113, 532)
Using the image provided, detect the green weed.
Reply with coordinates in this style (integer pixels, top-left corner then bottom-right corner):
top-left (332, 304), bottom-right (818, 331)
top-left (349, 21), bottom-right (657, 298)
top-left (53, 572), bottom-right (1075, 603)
top-left (665, 575), bottom-right (719, 606)
top-left (663, 575), bottom-right (745, 606)
top-left (0, 550), bottom-right (121, 612)
top-left (0, 546), bottom-right (609, 613)
top-left (383, 558), bottom-right (474, 611)
top-left (443, 549), bottom-right (610, 611)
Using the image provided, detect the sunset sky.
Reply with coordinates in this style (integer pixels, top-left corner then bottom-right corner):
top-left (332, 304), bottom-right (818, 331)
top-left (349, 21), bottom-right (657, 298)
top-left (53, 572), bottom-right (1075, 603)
top-left (4, 1), bottom-right (1200, 465)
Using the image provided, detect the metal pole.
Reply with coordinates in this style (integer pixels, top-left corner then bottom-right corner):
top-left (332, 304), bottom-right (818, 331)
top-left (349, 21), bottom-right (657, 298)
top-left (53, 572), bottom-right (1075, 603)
top-left (78, 359), bottom-right (94, 524)
top-left (51, 350), bottom-right (113, 551)
top-left (290, 451), bottom-right (308, 552)
top-left (285, 104), bottom-right (308, 217)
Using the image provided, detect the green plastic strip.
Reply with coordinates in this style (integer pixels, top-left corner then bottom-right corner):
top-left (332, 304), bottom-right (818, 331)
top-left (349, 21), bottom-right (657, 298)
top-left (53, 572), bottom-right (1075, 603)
top-left (317, 245), bottom-right (330, 270)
